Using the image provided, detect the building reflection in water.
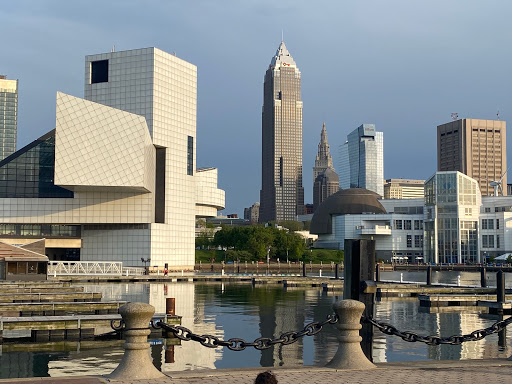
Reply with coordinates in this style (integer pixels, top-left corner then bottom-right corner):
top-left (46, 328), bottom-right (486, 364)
top-left (0, 281), bottom-right (509, 378)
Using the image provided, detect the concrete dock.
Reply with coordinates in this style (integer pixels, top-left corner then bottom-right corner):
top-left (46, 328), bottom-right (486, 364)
top-left (0, 359), bottom-right (511, 383)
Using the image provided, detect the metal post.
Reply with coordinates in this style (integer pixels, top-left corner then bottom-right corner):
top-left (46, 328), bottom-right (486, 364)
top-left (375, 264), bottom-right (380, 282)
top-left (426, 266), bottom-right (432, 286)
top-left (481, 266), bottom-right (487, 288)
top-left (302, 262), bottom-right (306, 277)
top-left (335, 264), bottom-right (339, 280)
top-left (343, 239), bottom-right (376, 362)
top-left (166, 298), bottom-right (175, 316)
top-left (108, 303), bottom-right (165, 380)
top-left (497, 270), bottom-right (505, 304)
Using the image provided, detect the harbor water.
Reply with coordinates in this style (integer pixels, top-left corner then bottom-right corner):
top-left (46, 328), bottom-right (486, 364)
top-left (0, 270), bottom-right (511, 378)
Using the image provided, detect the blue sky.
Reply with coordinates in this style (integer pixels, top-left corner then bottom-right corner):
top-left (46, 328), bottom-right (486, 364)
top-left (1, 1), bottom-right (511, 215)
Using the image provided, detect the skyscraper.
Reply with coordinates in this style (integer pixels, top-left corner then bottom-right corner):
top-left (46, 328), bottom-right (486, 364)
top-left (259, 41), bottom-right (304, 222)
top-left (339, 124), bottom-right (384, 196)
top-left (313, 123), bottom-right (339, 211)
top-left (437, 118), bottom-right (507, 196)
top-left (0, 76), bottom-right (18, 161)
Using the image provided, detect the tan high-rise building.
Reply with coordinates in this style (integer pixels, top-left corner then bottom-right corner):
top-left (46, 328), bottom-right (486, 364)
top-left (259, 41), bottom-right (304, 222)
top-left (384, 179), bottom-right (425, 199)
top-left (437, 119), bottom-right (507, 196)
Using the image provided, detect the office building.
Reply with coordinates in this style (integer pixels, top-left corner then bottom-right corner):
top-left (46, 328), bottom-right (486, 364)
top-left (384, 179), bottom-right (425, 199)
top-left (339, 124), bottom-right (384, 196)
top-left (0, 47), bottom-right (225, 269)
top-left (437, 118), bottom-right (507, 196)
top-left (313, 123), bottom-right (339, 211)
top-left (259, 41), bottom-right (304, 222)
top-left (244, 202), bottom-right (260, 224)
top-left (0, 76), bottom-right (18, 161)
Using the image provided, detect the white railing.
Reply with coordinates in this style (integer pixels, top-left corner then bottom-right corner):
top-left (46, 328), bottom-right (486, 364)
top-left (48, 261), bottom-right (123, 276)
top-left (122, 267), bottom-right (146, 276)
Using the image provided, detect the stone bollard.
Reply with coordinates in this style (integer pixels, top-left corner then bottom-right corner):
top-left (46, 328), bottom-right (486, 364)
top-left (108, 302), bottom-right (165, 380)
top-left (326, 300), bottom-right (376, 370)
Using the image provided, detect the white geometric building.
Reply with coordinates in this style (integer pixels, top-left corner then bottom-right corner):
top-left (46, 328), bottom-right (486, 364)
top-left (0, 47), bottom-right (225, 269)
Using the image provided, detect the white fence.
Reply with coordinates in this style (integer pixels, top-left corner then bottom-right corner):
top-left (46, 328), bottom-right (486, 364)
top-left (48, 261), bottom-right (124, 276)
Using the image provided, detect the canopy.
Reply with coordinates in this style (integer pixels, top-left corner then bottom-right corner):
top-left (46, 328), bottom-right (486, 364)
top-left (495, 253), bottom-right (512, 261)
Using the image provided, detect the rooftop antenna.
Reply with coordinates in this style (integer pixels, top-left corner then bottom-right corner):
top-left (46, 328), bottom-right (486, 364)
top-left (451, 113), bottom-right (458, 121)
top-left (497, 110), bottom-right (500, 120)
top-left (111, 45), bottom-right (115, 52)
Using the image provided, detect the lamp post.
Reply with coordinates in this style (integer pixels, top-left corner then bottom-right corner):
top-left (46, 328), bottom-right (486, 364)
top-left (141, 258), bottom-right (151, 275)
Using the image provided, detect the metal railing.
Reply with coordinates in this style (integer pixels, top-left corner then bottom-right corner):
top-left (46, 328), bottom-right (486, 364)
top-left (48, 261), bottom-right (123, 276)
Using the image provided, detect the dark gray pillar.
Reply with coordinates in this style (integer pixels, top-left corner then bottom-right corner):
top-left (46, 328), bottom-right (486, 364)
top-left (343, 239), bottom-right (375, 362)
top-left (426, 266), bottom-right (432, 286)
top-left (480, 266), bottom-right (487, 288)
top-left (497, 270), bottom-right (505, 304)
top-left (335, 264), bottom-right (339, 280)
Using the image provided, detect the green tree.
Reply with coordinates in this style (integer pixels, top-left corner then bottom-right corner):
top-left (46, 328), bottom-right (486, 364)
top-left (278, 220), bottom-right (303, 232)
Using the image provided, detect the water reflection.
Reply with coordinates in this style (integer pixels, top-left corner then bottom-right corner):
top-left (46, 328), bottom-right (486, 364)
top-left (0, 276), bottom-right (510, 378)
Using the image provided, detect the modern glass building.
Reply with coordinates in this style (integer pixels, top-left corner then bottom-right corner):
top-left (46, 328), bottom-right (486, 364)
top-left (339, 124), bottom-right (384, 196)
top-left (259, 41), bottom-right (304, 222)
top-left (424, 172), bottom-right (481, 264)
top-left (0, 76), bottom-right (18, 161)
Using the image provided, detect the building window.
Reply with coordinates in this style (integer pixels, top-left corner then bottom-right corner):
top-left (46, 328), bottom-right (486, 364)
top-left (485, 207), bottom-right (491, 213)
top-left (497, 219), bottom-right (500, 229)
top-left (187, 136), bottom-right (193, 176)
top-left (407, 235), bottom-right (412, 248)
top-left (414, 235), bottom-right (423, 248)
top-left (394, 220), bottom-right (402, 230)
top-left (482, 219), bottom-right (494, 230)
top-left (482, 235), bottom-right (495, 248)
top-left (404, 220), bottom-right (412, 230)
top-left (91, 60), bottom-right (108, 84)
top-left (497, 235), bottom-right (500, 249)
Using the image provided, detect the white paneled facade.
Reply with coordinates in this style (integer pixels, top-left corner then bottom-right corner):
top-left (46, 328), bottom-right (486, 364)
top-left (0, 47), bottom-right (224, 269)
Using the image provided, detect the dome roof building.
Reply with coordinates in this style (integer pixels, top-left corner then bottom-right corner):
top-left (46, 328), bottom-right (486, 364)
top-left (311, 188), bottom-right (386, 235)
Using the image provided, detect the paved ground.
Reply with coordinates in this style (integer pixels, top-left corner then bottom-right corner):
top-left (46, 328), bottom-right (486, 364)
top-left (1, 360), bottom-right (511, 384)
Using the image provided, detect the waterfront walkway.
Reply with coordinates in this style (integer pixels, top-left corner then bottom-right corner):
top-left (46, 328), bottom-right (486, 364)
top-left (2, 359), bottom-right (512, 384)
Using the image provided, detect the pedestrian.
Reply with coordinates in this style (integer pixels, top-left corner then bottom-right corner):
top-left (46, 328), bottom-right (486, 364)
top-left (254, 371), bottom-right (277, 384)
top-left (164, 268), bottom-right (168, 276)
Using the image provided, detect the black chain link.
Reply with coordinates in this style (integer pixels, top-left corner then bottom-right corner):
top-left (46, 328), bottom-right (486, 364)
top-left (152, 314), bottom-right (339, 351)
top-left (364, 314), bottom-right (512, 345)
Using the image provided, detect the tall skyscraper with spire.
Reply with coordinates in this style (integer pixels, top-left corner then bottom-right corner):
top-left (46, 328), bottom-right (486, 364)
top-left (259, 41), bottom-right (304, 223)
top-left (313, 123), bottom-right (339, 211)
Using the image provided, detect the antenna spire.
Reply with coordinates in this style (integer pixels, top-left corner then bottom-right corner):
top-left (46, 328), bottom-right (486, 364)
top-left (281, 29), bottom-right (284, 42)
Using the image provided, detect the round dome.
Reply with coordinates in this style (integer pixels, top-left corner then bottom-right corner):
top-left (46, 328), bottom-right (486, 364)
top-left (310, 188), bottom-right (386, 234)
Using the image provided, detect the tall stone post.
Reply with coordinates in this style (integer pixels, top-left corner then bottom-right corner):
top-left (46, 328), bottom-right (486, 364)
top-left (108, 302), bottom-right (165, 380)
top-left (325, 300), bottom-right (376, 370)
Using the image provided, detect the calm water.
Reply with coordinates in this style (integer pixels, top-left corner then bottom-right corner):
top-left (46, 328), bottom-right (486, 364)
top-left (0, 270), bottom-right (511, 378)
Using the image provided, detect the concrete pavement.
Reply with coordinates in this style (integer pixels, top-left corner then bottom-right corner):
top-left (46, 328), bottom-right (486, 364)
top-left (0, 359), bottom-right (511, 384)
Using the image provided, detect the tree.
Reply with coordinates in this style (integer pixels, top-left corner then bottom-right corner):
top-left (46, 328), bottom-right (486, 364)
top-left (278, 220), bottom-right (303, 232)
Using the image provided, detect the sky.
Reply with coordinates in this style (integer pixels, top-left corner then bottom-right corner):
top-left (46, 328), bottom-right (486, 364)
top-left (1, 1), bottom-right (512, 216)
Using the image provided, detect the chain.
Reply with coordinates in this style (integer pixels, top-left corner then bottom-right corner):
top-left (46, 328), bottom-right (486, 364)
top-left (364, 314), bottom-right (512, 345)
top-left (152, 314), bottom-right (338, 351)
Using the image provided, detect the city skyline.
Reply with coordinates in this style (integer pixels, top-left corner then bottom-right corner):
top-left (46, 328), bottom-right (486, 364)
top-left (2, 1), bottom-right (512, 215)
